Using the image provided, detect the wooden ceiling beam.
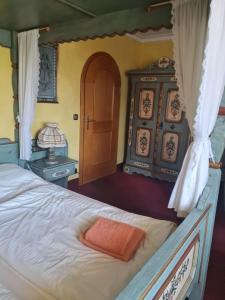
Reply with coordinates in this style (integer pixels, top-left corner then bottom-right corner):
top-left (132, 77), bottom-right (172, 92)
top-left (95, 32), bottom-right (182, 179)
top-left (55, 0), bottom-right (96, 18)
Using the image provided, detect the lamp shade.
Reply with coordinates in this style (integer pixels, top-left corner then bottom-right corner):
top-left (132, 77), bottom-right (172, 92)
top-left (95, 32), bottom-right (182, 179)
top-left (37, 122), bottom-right (66, 148)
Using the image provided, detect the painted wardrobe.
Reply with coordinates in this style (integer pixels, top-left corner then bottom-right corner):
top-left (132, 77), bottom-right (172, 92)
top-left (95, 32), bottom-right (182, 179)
top-left (124, 58), bottom-right (189, 182)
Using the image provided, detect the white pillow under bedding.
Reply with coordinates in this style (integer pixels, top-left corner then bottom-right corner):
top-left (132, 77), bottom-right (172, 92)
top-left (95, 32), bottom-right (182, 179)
top-left (0, 164), bottom-right (46, 203)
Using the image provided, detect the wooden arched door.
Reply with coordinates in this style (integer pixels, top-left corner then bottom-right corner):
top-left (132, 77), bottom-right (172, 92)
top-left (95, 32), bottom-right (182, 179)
top-left (80, 52), bottom-right (121, 185)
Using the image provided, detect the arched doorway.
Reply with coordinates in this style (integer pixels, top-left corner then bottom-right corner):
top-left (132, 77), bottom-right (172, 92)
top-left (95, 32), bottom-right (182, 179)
top-left (80, 52), bottom-right (121, 185)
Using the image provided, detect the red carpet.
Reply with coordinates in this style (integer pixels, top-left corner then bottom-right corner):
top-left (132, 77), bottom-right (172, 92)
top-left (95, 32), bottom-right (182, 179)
top-left (68, 168), bottom-right (224, 299)
top-left (69, 167), bottom-right (180, 223)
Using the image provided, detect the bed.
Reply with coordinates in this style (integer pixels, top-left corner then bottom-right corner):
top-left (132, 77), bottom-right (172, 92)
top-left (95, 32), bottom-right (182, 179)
top-left (0, 283), bottom-right (19, 300)
top-left (0, 136), bottom-right (223, 300)
top-left (0, 163), bottom-right (175, 300)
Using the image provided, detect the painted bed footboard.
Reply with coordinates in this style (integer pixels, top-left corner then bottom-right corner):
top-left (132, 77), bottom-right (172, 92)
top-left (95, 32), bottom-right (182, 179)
top-left (117, 168), bottom-right (221, 300)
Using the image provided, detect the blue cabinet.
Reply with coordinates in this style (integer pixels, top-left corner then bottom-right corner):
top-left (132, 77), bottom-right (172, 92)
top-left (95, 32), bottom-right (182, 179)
top-left (124, 58), bottom-right (189, 182)
top-left (25, 140), bottom-right (77, 188)
top-left (28, 156), bottom-right (77, 188)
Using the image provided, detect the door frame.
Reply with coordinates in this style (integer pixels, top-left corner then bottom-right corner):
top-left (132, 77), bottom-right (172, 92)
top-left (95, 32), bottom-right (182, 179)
top-left (79, 52), bottom-right (121, 185)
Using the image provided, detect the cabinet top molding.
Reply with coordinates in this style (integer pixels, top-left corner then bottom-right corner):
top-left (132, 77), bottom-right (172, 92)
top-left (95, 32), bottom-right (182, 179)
top-left (127, 57), bottom-right (175, 76)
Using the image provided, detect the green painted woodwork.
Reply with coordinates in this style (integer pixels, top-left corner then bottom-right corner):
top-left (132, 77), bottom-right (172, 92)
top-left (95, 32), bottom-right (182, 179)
top-left (10, 31), bottom-right (19, 142)
top-left (0, 0), bottom-right (171, 45)
top-left (0, 29), bottom-right (11, 48)
top-left (55, 0), bottom-right (96, 17)
top-left (0, 0), bottom-right (166, 32)
top-left (211, 116), bottom-right (225, 161)
top-left (40, 6), bottom-right (171, 45)
top-left (0, 0), bottom-right (88, 31)
top-left (0, 138), bottom-right (18, 164)
top-left (59, 0), bottom-right (163, 16)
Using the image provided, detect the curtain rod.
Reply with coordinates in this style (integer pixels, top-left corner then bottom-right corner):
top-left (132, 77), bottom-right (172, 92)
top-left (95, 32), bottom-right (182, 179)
top-left (147, 1), bottom-right (172, 12)
top-left (39, 26), bottom-right (50, 32)
top-left (18, 26), bottom-right (50, 33)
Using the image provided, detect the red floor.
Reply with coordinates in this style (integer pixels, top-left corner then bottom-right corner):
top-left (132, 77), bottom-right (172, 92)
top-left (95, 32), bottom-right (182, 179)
top-left (68, 168), bottom-right (224, 300)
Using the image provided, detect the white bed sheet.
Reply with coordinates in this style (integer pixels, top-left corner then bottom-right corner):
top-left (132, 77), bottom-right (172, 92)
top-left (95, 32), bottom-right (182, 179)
top-left (0, 164), bottom-right (176, 300)
top-left (0, 283), bottom-right (18, 300)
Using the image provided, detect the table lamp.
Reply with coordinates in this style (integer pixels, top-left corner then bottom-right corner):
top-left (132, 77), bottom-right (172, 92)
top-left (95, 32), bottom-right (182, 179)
top-left (37, 122), bottom-right (66, 164)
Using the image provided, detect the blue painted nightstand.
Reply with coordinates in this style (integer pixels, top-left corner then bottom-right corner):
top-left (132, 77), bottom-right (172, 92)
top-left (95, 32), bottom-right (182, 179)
top-left (28, 156), bottom-right (77, 188)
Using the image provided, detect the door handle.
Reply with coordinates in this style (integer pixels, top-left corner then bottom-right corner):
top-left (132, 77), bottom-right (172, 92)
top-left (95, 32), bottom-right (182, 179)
top-left (86, 115), bottom-right (95, 130)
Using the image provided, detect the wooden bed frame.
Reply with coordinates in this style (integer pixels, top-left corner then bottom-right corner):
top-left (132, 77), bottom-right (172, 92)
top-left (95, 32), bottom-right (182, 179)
top-left (0, 113), bottom-right (224, 300)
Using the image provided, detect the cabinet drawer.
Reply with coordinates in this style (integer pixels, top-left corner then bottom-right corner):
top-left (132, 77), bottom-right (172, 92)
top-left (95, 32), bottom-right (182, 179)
top-left (42, 164), bottom-right (75, 181)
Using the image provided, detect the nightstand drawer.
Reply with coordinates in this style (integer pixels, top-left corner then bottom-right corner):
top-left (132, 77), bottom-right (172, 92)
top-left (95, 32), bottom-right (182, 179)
top-left (28, 156), bottom-right (77, 187)
top-left (42, 164), bottom-right (75, 181)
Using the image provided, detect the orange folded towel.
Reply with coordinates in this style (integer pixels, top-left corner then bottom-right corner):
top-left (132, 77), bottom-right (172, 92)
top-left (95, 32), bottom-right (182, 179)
top-left (79, 217), bottom-right (145, 261)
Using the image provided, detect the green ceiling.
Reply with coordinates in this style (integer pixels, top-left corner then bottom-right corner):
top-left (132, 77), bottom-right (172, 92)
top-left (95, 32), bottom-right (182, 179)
top-left (0, 0), bottom-right (167, 31)
top-left (0, 0), bottom-right (87, 31)
top-left (0, 0), bottom-right (172, 46)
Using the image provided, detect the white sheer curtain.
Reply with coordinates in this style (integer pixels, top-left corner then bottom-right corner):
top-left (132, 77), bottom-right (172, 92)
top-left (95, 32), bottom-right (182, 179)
top-left (168, 0), bottom-right (225, 217)
top-left (18, 29), bottom-right (40, 160)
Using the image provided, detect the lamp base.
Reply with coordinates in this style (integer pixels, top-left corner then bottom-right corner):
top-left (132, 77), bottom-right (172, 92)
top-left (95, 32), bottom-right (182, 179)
top-left (45, 160), bottom-right (58, 165)
top-left (45, 147), bottom-right (58, 165)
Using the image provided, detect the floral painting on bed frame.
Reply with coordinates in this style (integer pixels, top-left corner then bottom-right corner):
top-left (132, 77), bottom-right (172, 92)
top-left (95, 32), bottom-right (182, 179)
top-left (37, 45), bottom-right (58, 103)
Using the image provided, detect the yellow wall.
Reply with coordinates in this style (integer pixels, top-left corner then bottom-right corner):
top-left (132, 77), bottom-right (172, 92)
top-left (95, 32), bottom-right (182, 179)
top-left (0, 46), bottom-right (14, 140)
top-left (0, 37), bottom-right (173, 167)
top-left (138, 40), bottom-right (173, 68)
top-left (33, 36), bottom-right (140, 164)
top-left (33, 37), bottom-right (173, 165)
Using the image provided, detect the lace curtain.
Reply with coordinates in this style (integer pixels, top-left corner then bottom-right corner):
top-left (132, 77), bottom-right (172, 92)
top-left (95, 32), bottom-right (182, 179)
top-left (18, 29), bottom-right (40, 160)
top-left (168, 0), bottom-right (225, 217)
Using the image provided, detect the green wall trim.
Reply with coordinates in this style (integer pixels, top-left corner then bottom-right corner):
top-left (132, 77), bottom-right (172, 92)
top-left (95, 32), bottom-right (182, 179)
top-left (40, 6), bottom-right (172, 45)
top-left (10, 31), bottom-right (19, 142)
top-left (0, 29), bottom-right (11, 48)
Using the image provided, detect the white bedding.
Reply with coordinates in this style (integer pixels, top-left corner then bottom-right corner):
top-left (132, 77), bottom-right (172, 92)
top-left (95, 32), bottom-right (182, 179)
top-left (0, 164), bottom-right (176, 300)
top-left (0, 164), bottom-right (45, 203)
top-left (0, 283), bottom-right (18, 300)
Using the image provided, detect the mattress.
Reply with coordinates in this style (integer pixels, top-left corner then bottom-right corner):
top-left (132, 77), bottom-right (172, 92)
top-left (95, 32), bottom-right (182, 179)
top-left (0, 164), bottom-right (176, 300)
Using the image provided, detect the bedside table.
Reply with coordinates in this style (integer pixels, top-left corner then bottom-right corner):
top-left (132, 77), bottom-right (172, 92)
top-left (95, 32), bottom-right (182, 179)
top-left (28, 156), bottom-right (77, 188)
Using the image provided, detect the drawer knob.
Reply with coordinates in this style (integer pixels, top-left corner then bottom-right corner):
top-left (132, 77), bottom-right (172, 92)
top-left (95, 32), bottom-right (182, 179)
top-left (52, 169), bottom-right (70, 178)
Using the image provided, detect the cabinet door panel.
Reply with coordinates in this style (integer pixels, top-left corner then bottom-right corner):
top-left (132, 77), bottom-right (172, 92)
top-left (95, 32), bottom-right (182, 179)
top-left (155, 82), bottom-right (189, 172)
top-left (165, 89), bottom-right (182, 123)
top-left (129, 81), bottom-right (161, 166)
top-left (135, 128), bottom-right (152, 157)
top-left (161, 131), bottom-right (180, 163)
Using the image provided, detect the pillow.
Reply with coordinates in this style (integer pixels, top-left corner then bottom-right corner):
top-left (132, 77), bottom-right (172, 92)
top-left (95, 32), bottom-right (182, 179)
top-left (79, 217), bottom-right (145, 261)
top-left (0, 164), bottom-right (45, 203)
